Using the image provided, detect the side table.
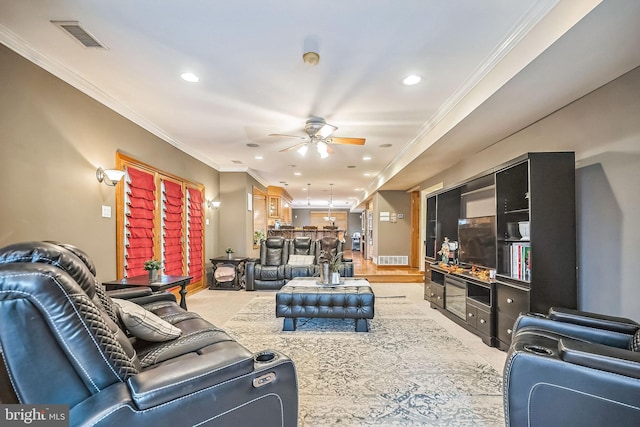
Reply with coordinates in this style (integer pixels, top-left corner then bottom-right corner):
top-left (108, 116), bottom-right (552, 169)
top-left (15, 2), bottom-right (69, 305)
top-left (210, 256), bottom-right (249, 290)
top-left (103, 275), bottom-right (192, 310)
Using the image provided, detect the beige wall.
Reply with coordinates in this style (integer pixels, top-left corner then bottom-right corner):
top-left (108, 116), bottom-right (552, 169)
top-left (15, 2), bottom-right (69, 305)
top-left (219, 172), bottom-right (265, 258)
top-left (418, 66), bottom-right (640, 318)
top-left (0, 44), bottom-right (220, 281)
top-left (374, 191), bottom-right (412, 258)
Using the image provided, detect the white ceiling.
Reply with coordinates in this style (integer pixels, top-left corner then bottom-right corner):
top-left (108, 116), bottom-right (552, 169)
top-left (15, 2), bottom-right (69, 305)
top-left (1, 0), bottom-right (639, 210)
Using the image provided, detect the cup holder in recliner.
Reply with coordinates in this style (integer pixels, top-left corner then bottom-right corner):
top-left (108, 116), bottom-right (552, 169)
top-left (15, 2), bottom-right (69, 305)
top-left (254, 351), bottom-right (278, 363)
top-left (523, 345), bottom-right (553, 356)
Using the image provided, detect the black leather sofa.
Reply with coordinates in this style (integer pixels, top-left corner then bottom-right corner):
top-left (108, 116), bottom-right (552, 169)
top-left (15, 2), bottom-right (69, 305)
top-left (0, 241), bottom-right (298, 426)
top-left (246, 236), bottom-right (353, 291)
top-left (503, 307), bottom-right (640, 426)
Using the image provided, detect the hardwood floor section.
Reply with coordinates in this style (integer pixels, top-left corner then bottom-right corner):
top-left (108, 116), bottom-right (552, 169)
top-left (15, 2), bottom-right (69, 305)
top-left (347, 249), bottom-right (424, 283)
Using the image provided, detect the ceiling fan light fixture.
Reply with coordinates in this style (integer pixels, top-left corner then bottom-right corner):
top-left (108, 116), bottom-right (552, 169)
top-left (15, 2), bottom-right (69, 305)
top-left (317, 141), bottom-right (329, 158)
top-left (297, 144), bottom-right (308, 156)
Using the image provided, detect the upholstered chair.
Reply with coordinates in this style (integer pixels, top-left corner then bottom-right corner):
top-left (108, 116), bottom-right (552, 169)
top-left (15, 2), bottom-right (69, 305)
top-left (245, 237), bottom-right (289, 290)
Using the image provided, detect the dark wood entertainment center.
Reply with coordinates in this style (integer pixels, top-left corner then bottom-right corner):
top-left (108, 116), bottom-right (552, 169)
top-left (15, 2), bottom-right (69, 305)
top-left (424, 152), bottom-right (577, 350)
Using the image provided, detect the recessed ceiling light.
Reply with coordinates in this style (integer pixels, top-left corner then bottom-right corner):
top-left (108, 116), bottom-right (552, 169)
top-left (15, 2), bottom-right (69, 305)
top-left (379, 143), bottom-right (393, 148)
top-left (403, 74), bottom-right (421, 85)
top-left (362, 156), bottom-right (372, 161)
top-left (255, 155), bottom-right (263, 160)
top-left (294, 172), bottom-right (302, 176)
top-left (364, 173), bottom-right (372, 177)
top-left (180, 72), bottom-right (199, 83)
top-left (347, 165), bottom-right (356, 168)
top-left (354, 188), bottom-right (363, 191)
top-left (247, 143), bottom-right (260, 148)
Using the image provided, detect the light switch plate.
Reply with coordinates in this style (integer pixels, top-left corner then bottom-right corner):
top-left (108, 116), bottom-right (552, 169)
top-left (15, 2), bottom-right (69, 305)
top-left (101, 205), bottom-right (112, 218)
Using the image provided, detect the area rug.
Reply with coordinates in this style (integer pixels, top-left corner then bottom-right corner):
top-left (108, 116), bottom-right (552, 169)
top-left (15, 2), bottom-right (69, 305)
top-left (223, 295), bottom-right (504, 426)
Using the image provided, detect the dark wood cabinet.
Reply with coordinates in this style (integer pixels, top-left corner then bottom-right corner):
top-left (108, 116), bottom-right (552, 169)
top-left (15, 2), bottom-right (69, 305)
top-left (494, 152), bottom-right (576, 349)
top-left (429, 264), bottom-right (494, 346)
top-left (424, 152), bottom-right (576, 350)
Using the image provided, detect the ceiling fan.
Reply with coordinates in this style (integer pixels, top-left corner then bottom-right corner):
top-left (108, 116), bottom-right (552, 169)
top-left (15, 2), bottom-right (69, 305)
top-left (269, 117), bottom-right (365, 158)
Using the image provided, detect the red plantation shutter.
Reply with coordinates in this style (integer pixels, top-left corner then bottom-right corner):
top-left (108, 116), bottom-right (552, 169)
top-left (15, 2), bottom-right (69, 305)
top-left (187, 187), bottom-right (204, 283)
top-left (162, 180), bottom-right (184, 276)
top-left (124, 167), bottom-right (156, 277)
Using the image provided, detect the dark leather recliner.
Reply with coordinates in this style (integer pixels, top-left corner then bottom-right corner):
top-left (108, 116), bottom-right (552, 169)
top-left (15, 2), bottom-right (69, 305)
top-left (503, 307), bottom-right (640, 427)
top-left (245, 237), bottom-right (288, 291)
top-left (284, 236), bottom-right (318, 280)
top-left (316, 236), bottom-right (353, 277)
top-left (0, 241), bottom-right (298, 426)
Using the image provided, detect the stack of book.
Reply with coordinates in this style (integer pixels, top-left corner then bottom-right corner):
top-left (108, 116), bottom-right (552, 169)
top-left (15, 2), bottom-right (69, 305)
top-left (510, 242), bottom-right (531, 281)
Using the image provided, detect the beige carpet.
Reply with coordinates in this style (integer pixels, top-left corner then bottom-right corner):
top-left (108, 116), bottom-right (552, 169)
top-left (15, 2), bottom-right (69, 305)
top-left (189, 284), bottom-right (506, 426)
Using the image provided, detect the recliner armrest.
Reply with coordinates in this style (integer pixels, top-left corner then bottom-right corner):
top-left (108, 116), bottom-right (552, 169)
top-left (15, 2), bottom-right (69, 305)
top-left (549, 307), bottom-right (640, 335)
top-left (559, 338), bottom-right (640, 379)
top-left (127, 342), bottom-right (254, 410)
top-left (514, 314), bottom-right (633, 348)
top-left (106, 287), bottom-right (153, 299)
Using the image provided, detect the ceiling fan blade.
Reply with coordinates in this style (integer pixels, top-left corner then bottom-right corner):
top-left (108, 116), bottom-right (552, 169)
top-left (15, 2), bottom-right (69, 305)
top-left (269, 133), bottom-right (307, 140)
top-left (279, 142), bottom-right (306, 152)
top-left (317, 123), bottom-right (338, 138)
top-left (329, 137), bottom-right (366, 145)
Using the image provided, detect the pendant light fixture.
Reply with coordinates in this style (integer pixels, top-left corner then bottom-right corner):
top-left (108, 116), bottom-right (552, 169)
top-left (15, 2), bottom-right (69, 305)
top-left (324, 183), bottom-right (336, 222)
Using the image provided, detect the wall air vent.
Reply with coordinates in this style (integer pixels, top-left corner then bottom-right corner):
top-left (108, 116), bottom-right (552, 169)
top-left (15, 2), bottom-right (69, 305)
top-left (377, 256), bottom-right (409, 266)
top-left (51, 21), bottom-right (107, 49)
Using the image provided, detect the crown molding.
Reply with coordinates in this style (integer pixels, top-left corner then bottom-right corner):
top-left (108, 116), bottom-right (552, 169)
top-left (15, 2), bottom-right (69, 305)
top-left (0, 24), bottom-right (222, 172)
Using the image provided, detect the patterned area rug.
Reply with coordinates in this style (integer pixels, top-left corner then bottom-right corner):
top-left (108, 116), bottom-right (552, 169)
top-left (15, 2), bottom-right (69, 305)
top-left (223, 295), bottom-right (504, 426)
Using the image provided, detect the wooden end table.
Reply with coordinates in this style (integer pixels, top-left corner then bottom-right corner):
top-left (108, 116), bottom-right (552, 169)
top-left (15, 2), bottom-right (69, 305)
top-left (103, 275), bottom-right (192, 310)
top-left (210, 256), bottom-right (249, 290)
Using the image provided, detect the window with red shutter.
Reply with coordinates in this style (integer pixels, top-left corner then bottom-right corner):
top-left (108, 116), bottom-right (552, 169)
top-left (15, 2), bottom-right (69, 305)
top-left (116, 154), bottom-right (205, 291)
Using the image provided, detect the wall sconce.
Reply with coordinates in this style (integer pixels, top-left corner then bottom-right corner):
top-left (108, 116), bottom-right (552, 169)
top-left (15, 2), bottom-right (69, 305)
top-left (207, 200), bottom-right (221, 209)
top-left (96, 167), bottom-right (125, 186)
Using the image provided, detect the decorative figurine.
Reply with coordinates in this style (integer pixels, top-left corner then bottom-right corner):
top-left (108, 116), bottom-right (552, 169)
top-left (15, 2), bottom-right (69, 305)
top-left (438, 237), bottom-right (451, 263)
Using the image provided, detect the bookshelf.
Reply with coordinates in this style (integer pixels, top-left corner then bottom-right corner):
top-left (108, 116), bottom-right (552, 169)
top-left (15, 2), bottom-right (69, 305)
top-left (494, 152), bottom-right (577, 349)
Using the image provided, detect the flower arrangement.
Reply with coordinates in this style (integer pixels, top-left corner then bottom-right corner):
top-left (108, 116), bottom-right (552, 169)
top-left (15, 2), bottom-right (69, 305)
top-left (143, 259), bottom-right (162, 271)
top-left (320, 250), bottom-right (344, 273)
top-left (225, 247), bottom-right (234, 254)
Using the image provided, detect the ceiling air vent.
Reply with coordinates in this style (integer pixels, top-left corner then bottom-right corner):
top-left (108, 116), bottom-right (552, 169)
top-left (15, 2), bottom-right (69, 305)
top-left (51, 20), bottom-right (107, 49)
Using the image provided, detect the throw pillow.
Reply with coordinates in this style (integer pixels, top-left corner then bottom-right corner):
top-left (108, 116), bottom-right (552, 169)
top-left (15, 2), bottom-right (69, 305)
top-left (288, 254), bottom-right (315, 266)
top-left (112, 298), bottom-right (181, 342)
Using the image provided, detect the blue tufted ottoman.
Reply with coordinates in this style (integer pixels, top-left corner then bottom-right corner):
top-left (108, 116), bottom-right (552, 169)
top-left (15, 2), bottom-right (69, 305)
top-left (275, 278), bottom-right (375, 332)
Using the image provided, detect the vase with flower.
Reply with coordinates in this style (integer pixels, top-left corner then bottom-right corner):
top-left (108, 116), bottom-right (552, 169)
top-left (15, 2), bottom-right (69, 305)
top-left (144, 259), bottom-right (162, 282)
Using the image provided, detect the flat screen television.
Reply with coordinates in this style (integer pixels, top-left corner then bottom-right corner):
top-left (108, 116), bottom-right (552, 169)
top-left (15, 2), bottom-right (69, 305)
top-left (457, 216), bottom-right (496, 268)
